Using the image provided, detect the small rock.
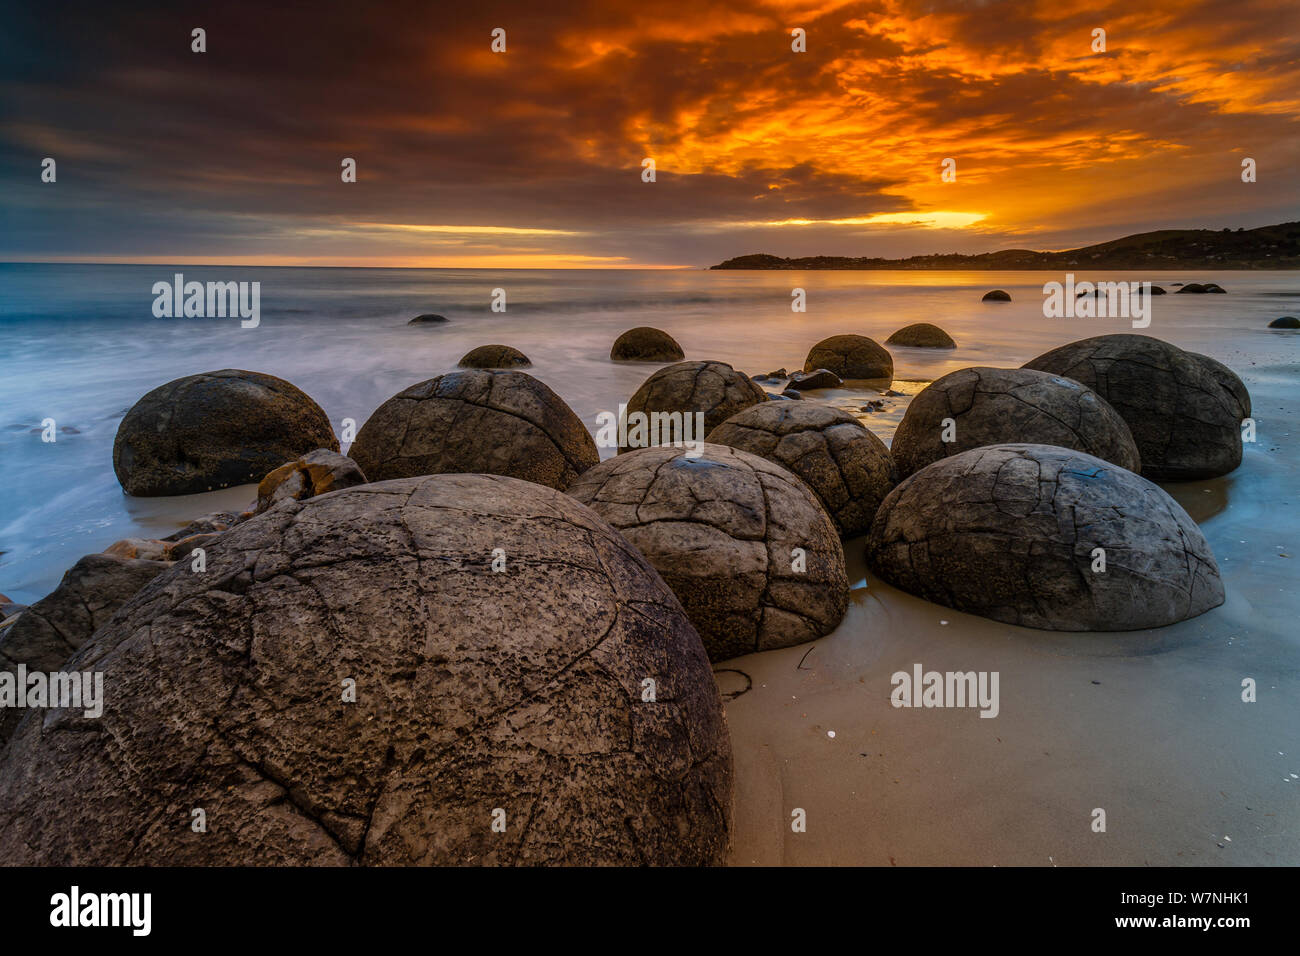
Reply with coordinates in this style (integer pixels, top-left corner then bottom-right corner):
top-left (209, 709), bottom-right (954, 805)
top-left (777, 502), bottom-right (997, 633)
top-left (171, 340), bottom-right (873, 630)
top-left (982, 289), bottom-right (1012, 302)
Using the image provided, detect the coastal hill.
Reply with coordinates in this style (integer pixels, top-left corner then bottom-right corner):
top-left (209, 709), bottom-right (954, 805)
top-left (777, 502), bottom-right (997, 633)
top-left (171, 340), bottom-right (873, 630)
top-left (711, 221), bottom-right (1300, 270)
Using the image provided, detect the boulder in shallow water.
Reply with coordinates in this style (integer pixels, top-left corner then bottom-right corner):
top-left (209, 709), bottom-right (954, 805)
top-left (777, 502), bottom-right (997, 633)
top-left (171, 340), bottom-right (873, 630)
top-left (1022, 334), bottom-right (1244, 480)
top-left (621, 361), bottom-right (767, 451)
top-left (610, 327), bottom-right (685, 362)
top-left (1268, 316), bottom-right (1299, 329)
top-left (885, 323), bottom-right (956, 348)
top-left (890, 367), bottom-right (1141, 479)
top-left (0, 553), bottom-right (171, 746)
top-left (803, 334), bottom-right (893, 381)
top-left (407, 313), bottom-right (449, 325)
top-left (982, 290), bottom-right (1011, 302)
top-left (707, 402), bottom-right (896, 539)
top-left (568, 443), bottom-right (848, 660)
top-left (350, 369), bottom-right (598, 490)
top-left (458, 344), bottom-right (531, 369)
top-left (112, 369), bottom-right (338, 497)
top-left (255, 448), bottom-right (368, 514)
top-left (867, 444), bottom-right (1225, 630)
top-left (0, 475), bottom-right (732, 865)
top-left (786, 368), bottom-right (842, 390)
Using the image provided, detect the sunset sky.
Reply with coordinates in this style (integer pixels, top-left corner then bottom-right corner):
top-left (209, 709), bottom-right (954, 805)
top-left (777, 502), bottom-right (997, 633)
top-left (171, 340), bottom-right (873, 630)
top-left (3, 0), bottom-right (1298, 268)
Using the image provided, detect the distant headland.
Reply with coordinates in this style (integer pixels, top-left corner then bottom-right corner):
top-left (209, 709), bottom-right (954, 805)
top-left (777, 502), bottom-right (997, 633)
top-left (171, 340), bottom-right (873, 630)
top-left (710, 221), bottom-right (1300, 270)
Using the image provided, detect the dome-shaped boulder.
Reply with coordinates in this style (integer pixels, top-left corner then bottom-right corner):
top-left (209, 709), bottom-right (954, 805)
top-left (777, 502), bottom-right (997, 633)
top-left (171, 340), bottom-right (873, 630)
top-left (351, 370), bottom-right (598, 490)
top-left (112, 370), bottom-right (338, 497)
top-left (568, 444), bottom-right (848, 660)
top-left (890, 367), bottom-right (1141, 479)
top-left (621, 361), bottom-right (766, 452)
top-left (803, 334), bottom-right (893, 381)
top-left (885, 323), bottom-right (956, 348)
top-left (982, 290), bottom-right (1011, 302)
top-left (0, 475), bottom-right (732, 865)
top-left (706, 402), bottom-right (896, 538)
top-left (867, 444), bottom-right (1225, 630)
top-left (1268, 316), bottom-right (1299, 329)
top-left (610, 327), bottom-right (685, 362)
top-left (458, 344), bottom-right (531, 369)
top-left (1022, 334), bottom-right (1244, 480)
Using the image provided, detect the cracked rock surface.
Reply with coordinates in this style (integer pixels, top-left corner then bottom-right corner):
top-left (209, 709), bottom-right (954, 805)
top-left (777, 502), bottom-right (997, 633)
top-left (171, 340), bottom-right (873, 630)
top-left (112, 369), bottom-right (338, 496)
top-left (611, 327), bottom-right (685, 362)
top-left (706, 402), bottom-right (896, 538)
top-left (803, 334), bottom-right (893, 380)
top-left (621, 361), bottom-right (767, 451)
top-left (351, 369), bottom-right (598, 490)
top-left (0, 553), bottom-right (171, 746)
top-left (0, 474), bottom-right (732, 865)
top-left (568, 443), bottom-right (848, 661)
top-left (1022, 334), bottom-right (1246, 480)
top-left (891, 367), bottom-right (1141, 480)
top-left (867, 443), bottom-right (1225, 631)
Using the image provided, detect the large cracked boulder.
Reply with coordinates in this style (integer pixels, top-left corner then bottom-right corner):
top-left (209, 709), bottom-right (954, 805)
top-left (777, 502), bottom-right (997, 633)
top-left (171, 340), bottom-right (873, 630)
top-left (568, 444), bottom-right (848, 661)
top-left (804, 334), bottom-right (893, 381)
top-left (113, 370), bottom-right (338, 496)
top-left (890, 367), bottom-right (1141, 479)
top-left (1187, 352), bottom-right (1251, 418)
top-left (611, 327), bottom-right (685, 362)
top-left (867, 444), bottom-right (1225, 630)
top-left (621, 361), bottom-right (766, 452)
top-left (1023, 335), bottom-right (1246, 480)
top-left (0, 553), bottom-right (171, 746)
top-left (350, 369), bottom-right (598, 491)
top-left (706, 402), bottom-right (896, 538)
top-left (0, 474), bottom-right (732, 866)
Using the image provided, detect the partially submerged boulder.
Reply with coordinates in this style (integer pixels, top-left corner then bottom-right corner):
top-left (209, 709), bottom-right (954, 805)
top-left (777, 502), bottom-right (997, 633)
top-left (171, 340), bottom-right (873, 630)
top-left (350, 370), bottom-right (598, 490)
top-left (1022, 334), bottom-right (1245, 480)
top-left (610, 327), bottom-right (685, 362)
top-left (885, 323), bottom-right (956, 348)
top-left (982, 290), bottom-right (1011, 302)
top-left (256, 448), bottom-right (368, 514)
top-left (786, 368), bottom-right (841, 391)
top-left (458, 344), bottom-right (531, 369)
top-left (568, 444), bottom-right (848, 660)
top-left (707, 402), bottom-right (896, 538)
top-left (803, 334), bottom-right (893, 381)
top-left (112, 370), bottom-right (337, 496)
top-left (407, 313), bottom-right (449, 325)
top-left (0, 553), bottom-right (171, 746)
top-left (1268, 316), bottom-right (1299, 329)
top-left (867, 444), bottom-right (1225, 630)
top-left (890, 367), bottom-right (1141, 479)
top-left (0, 475), bottom-right (732, 865)
top-left (621, 361), bottom-right (766, 452)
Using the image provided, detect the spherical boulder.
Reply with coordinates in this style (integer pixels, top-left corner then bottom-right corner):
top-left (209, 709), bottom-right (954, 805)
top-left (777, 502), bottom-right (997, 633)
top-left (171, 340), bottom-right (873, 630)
top-left (458, 344), bottom-right (531, 369)
top-left (621, 361), bottom-right (766, 452)
top-left (982, 290), bottom-right (1011, 302)
top-left (886, 323), bottom-right (956, 349)
top-left (0, 474), bottom-right (732, 865)
top-left (1268, 316), bottom-right (1299, 329)
top-left (890, 367), bottom-right (1141, 479)
top-left (350, 369), bottom-right (598, 490)
top-left (707, 402), bottom-right (896, 538)
top-left (568, 444), bottom-right (848, 660)
top-left (611, 327), bottom-right (685, 362)
top-left (867, 444), bottom-right (1225, 630)
top-left (1022, 335), bottom-right (1245, 480)
top-left (112, 369), bottom-right (338, 496)
top-left (803, 334), bottom-right (893, 381)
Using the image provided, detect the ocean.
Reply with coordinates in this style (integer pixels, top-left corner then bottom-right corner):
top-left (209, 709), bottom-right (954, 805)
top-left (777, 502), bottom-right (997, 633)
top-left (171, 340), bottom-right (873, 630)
top-left (1, 262), bottom-right (1297, 603)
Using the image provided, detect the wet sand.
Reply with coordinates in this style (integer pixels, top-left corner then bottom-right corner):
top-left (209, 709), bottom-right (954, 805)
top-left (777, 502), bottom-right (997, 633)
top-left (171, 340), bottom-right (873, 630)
top-left (719, 366), bottom-right (1299, 866)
